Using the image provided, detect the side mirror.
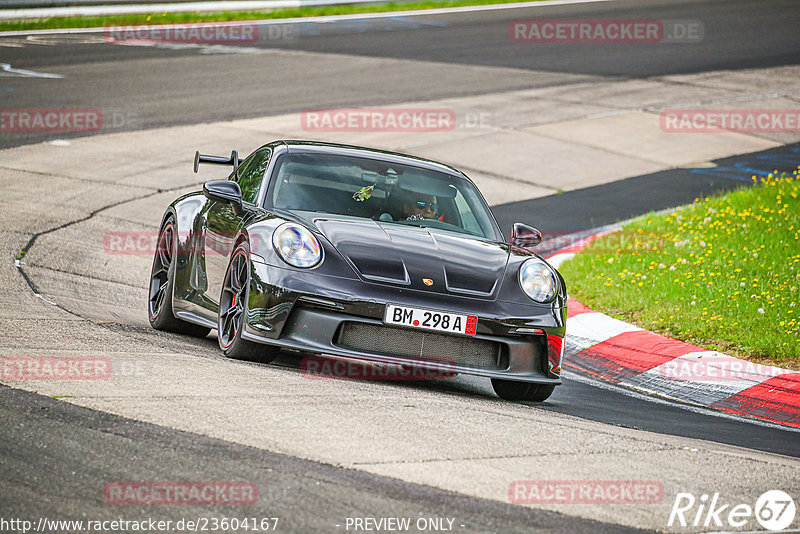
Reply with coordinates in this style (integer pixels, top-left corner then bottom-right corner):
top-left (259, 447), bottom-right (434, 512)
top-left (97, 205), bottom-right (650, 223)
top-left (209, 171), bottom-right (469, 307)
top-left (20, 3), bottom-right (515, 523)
top-left (510, 222), bottom-right (542, 249)
top-left (203, 180), bottom-right (243, 214)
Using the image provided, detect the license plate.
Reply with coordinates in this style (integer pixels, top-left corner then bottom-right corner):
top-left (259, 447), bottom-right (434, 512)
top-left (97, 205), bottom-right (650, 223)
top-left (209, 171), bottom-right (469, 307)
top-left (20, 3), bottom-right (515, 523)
top-left (384, 304), bottom-right (477, 336)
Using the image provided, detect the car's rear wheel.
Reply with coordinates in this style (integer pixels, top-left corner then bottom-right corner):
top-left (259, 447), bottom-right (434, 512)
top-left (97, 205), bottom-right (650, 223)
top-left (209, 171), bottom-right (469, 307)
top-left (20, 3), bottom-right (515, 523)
top-left (148, 217), bottom-right (211, 337)
top-left (491, 379), bottom-right (555, 402)
top-left (218, 242), bottom-right (277, 363)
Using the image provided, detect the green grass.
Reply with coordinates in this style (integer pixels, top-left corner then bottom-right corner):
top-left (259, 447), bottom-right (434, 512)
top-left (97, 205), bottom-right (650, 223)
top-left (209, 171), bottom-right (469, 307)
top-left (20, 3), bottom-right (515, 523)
top-left (559, 167), bottom-right (800, 368)
top-left (0, 0), bottom-right (541, 32)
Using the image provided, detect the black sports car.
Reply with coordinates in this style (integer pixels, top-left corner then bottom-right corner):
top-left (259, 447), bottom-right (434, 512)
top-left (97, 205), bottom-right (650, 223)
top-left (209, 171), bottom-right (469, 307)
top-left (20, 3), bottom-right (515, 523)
top-left (148, 140), bottom-right (566, 401)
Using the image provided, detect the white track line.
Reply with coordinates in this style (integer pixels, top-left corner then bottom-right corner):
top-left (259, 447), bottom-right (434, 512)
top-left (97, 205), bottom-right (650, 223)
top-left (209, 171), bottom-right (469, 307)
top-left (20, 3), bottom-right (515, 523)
top-left (0, 62), bottom-right (63, 78)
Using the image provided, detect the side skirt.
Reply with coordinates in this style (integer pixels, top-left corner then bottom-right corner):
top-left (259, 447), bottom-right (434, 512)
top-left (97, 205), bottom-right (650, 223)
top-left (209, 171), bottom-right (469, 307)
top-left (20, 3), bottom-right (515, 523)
top-left (174, 310), bottom-right (217, 330)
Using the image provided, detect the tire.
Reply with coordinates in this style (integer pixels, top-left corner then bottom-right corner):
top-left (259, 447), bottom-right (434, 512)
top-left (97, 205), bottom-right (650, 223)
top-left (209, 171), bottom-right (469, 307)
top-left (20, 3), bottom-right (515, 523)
top-left (491, 379), bottom-right (555, 402)
top-left (148, 217), bottom-right (211, 338)
top-left (218, 242), bottom-right (277, 363)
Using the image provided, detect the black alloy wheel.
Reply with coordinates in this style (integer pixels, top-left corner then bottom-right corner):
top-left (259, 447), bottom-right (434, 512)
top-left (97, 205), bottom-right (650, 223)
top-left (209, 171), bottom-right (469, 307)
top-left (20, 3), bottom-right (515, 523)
top-left (148, 217), bottom-right (210, 337)
top-left (218, 241), bottom-right (276, 363)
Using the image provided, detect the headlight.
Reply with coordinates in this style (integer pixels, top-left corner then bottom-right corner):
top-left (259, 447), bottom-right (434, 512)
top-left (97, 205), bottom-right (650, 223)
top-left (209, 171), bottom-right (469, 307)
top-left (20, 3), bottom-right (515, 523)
top-left (272, 223), bottom-right (323, 268)
top-left (519, 258), bottom-right (557, 303)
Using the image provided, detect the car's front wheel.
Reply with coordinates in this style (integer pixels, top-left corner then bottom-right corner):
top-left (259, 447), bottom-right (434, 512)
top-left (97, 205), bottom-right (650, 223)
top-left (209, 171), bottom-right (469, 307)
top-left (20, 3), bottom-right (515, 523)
top-left (218, 242), bottom-right (277, 363)
top-left (148, 217), bottom-right (211, 337)
top-left (491, 379), bottom-right (555, 402)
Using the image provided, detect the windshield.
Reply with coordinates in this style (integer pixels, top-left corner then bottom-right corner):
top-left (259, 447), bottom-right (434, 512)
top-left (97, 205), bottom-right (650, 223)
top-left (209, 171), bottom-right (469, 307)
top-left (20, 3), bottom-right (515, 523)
top-left (266, 152), bottom-right (502, 241)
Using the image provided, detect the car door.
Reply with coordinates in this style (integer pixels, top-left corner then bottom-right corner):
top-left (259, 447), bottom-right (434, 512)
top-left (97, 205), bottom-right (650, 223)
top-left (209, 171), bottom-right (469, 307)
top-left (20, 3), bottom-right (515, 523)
top-left (204, 147), bottom-right (272, 308)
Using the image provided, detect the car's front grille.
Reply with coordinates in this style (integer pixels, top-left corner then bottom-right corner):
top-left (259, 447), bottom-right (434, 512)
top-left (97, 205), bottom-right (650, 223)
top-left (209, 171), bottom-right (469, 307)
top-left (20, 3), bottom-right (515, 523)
top-left (336, 322), bottom-right (506, 370)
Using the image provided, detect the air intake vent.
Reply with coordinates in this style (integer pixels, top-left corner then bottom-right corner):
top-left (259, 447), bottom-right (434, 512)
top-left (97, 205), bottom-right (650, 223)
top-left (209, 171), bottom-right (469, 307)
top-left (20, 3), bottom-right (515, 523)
top-left (337, 322), bottom-right (506, 370)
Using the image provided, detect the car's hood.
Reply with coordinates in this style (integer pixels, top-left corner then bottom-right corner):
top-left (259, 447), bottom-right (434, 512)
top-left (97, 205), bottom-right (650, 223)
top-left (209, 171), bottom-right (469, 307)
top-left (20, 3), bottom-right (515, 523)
top-left (309, 214), bottom-right (509, 297)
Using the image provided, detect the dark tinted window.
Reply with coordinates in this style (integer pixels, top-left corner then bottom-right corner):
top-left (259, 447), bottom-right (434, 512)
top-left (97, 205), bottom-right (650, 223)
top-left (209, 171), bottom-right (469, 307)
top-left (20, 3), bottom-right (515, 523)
top-left (234, 147), bottom-right (271, 204)
top-left (267, 153), bottom-right (501, 241)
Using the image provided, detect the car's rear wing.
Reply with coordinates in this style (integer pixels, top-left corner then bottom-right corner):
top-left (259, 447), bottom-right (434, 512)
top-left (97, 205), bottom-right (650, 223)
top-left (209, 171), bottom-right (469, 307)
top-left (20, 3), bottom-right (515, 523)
top-left (193, 150), bottom-right (243, 173)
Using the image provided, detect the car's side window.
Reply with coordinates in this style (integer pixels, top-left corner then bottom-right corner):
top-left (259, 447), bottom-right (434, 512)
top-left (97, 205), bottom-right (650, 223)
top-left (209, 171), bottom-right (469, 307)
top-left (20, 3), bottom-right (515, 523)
top-left (234, 147), bottom-right (272, 205)
top-left (453, 190), bottom-right (481, 235)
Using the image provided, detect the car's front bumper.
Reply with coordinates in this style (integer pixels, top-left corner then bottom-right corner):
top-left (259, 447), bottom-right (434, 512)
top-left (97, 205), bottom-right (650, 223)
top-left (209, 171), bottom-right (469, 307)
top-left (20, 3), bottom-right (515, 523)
top-left (243, 259), bottom-right (565, 383)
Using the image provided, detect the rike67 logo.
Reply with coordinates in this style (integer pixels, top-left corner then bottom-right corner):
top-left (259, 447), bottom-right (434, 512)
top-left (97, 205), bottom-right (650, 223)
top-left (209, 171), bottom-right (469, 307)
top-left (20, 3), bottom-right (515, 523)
top-left (668, 490), bottom-right (796, 531)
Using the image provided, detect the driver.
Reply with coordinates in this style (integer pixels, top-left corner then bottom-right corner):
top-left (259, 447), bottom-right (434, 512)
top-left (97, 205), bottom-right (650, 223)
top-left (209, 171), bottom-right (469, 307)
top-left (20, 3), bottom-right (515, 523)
top-left (402, 193), bottom-right (438, 220)
top-left (373, 190), bottom-right (439, 222)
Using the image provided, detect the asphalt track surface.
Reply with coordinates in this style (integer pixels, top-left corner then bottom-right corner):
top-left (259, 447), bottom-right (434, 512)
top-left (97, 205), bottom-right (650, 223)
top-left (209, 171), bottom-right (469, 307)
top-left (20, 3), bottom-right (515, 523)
top-left (496, 142), bottom-right (800, 250)
top-left (1, 0), bottom-right (799, 148)
top-left (2, 0), bottom-right (800, 530)
top-left (0, 385), bottom-right (647, 534)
